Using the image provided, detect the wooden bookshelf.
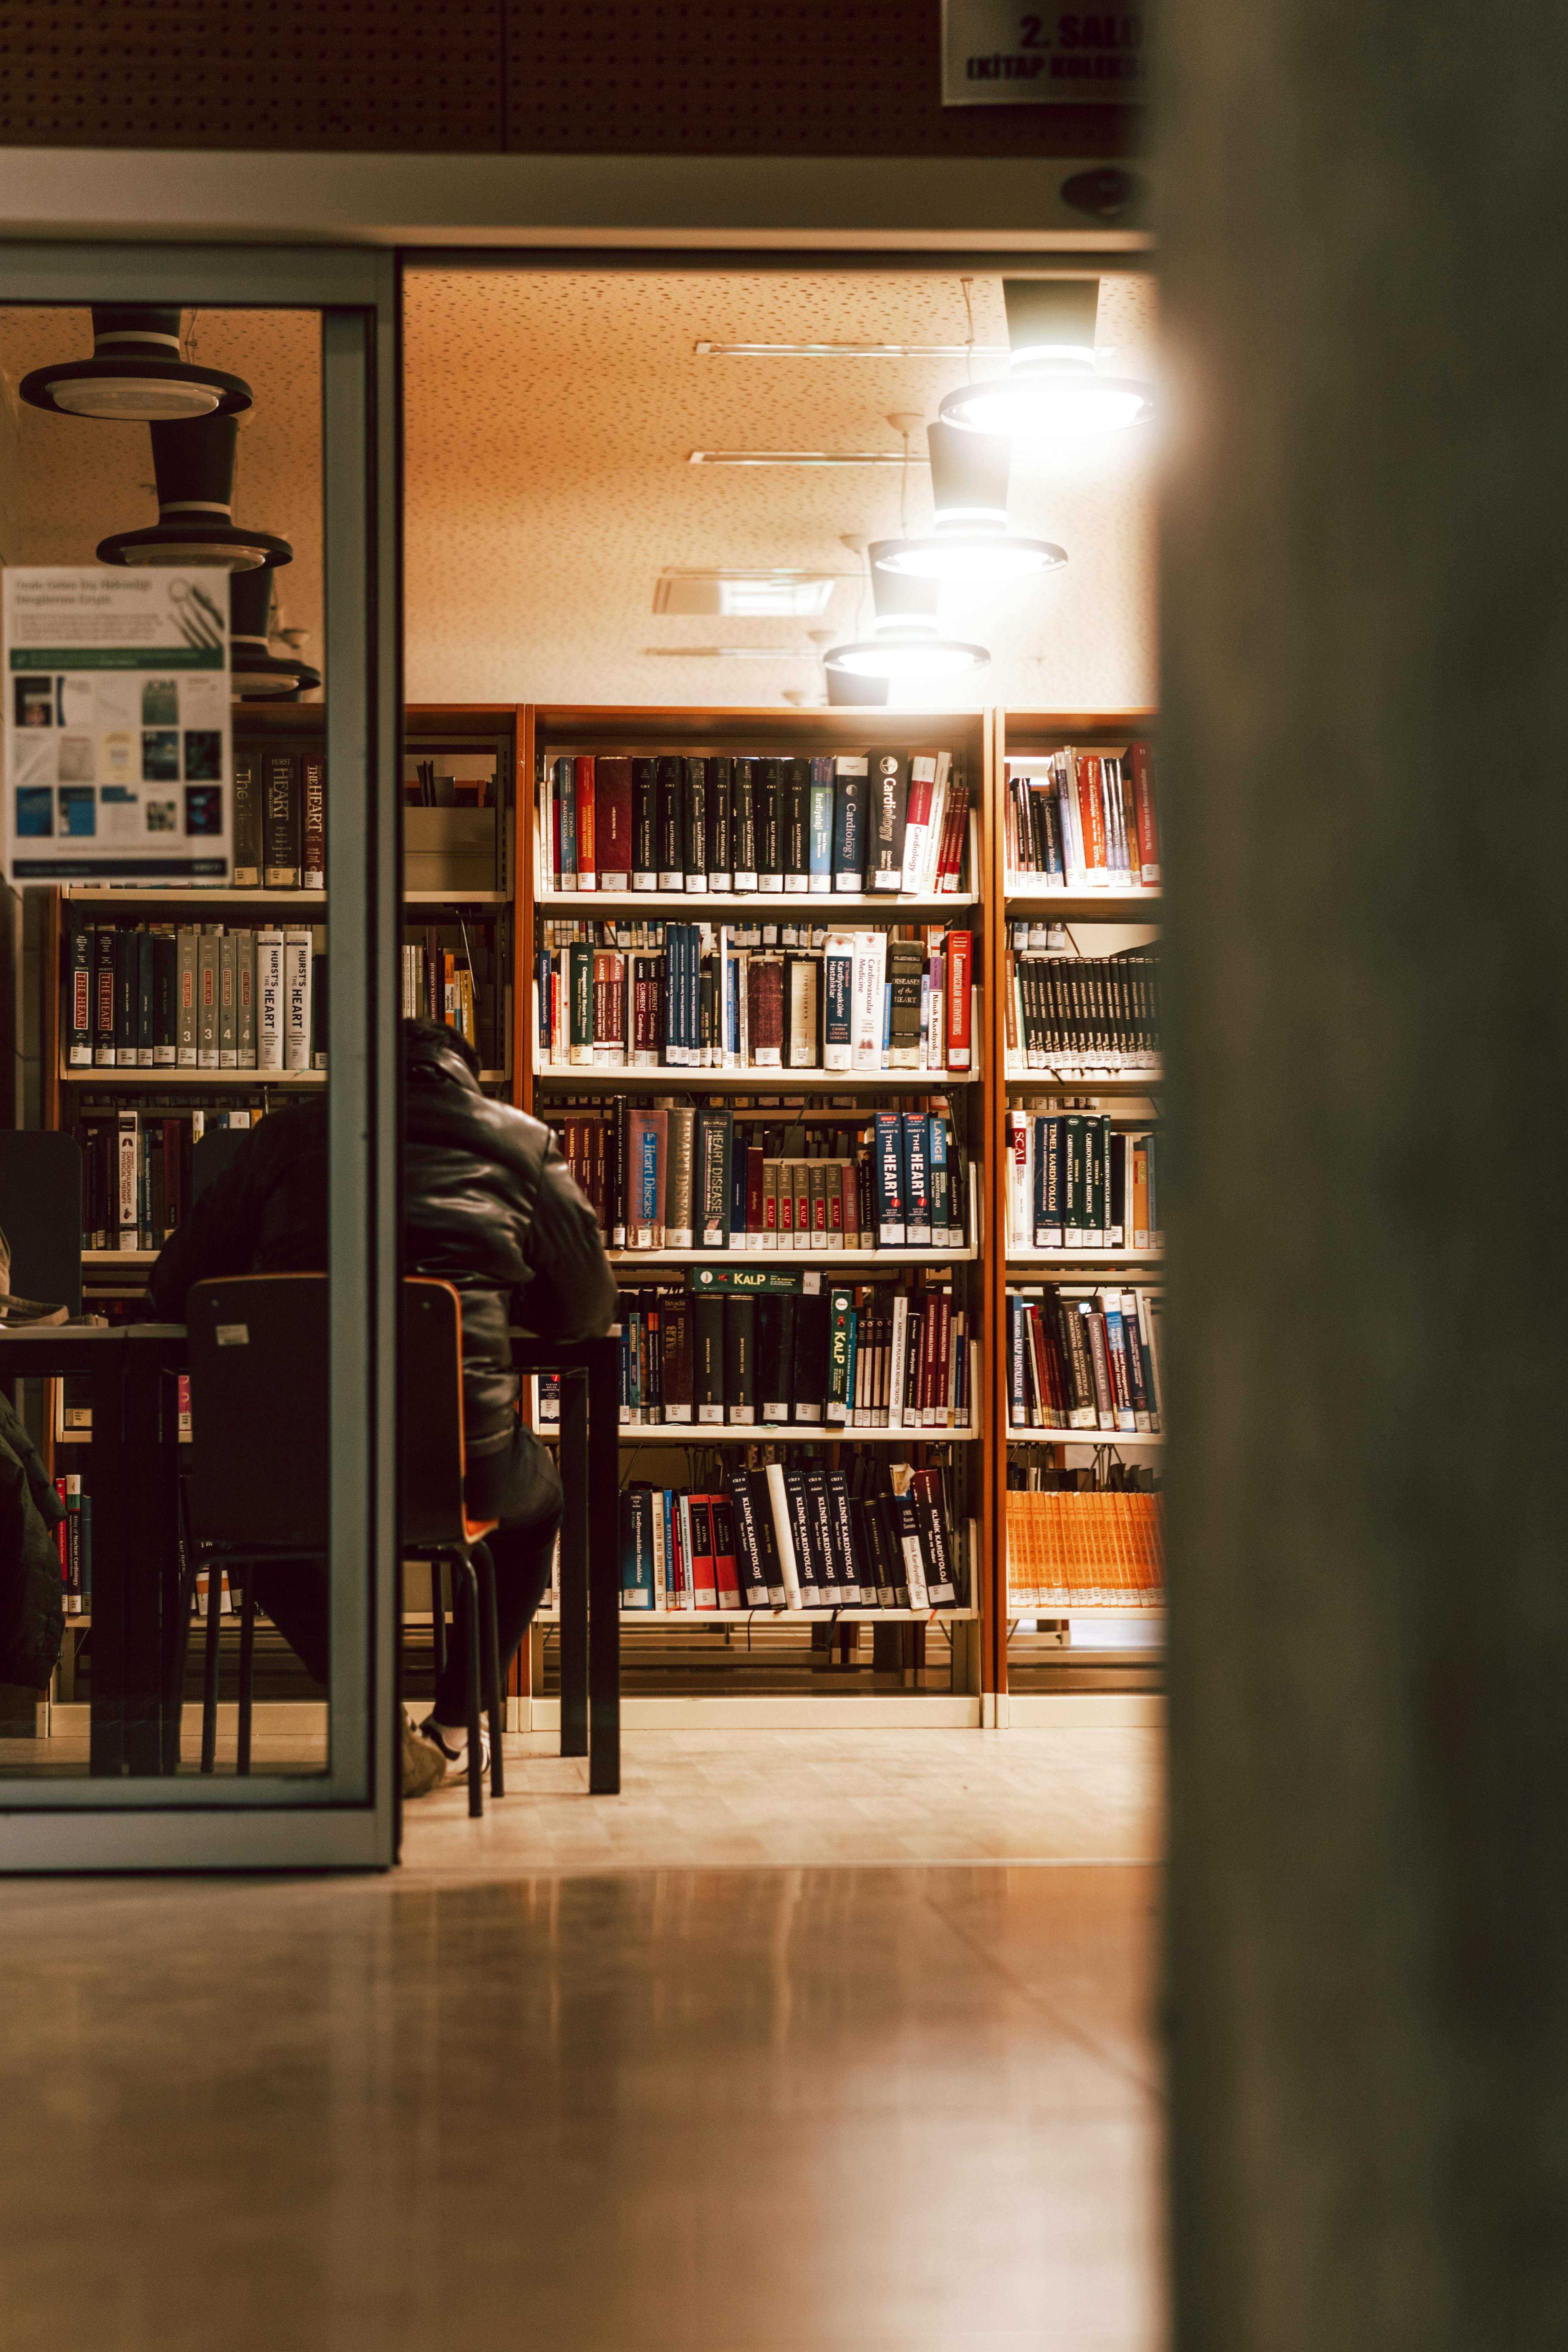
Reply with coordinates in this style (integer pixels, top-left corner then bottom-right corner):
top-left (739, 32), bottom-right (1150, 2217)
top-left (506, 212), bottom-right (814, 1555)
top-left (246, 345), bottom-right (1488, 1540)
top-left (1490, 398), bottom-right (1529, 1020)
top-left (990, 709), bottom-right (1164, 1708)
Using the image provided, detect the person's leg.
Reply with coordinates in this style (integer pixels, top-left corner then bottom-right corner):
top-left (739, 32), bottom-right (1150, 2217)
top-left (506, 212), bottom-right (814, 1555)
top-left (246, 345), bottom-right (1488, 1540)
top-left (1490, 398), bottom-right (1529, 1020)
top-left (430, 1428), bottom-right (562, 1732)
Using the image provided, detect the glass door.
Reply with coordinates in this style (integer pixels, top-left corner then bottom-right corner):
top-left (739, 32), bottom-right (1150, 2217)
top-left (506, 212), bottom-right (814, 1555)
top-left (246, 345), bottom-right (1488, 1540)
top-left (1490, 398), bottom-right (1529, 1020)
top-left (0, 246), bottom-right (400, 1867)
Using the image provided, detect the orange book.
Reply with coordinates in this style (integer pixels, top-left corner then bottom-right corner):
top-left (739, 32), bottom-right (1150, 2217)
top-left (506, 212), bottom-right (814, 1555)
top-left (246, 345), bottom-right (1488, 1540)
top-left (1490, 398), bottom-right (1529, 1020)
top-left (1074, 752), bottom-right (1110, 884)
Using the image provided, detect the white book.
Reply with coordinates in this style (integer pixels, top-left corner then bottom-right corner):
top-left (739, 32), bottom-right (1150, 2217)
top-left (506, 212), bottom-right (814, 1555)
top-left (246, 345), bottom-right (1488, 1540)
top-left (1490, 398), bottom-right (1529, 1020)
top-left (919, 758), bottom-right (950, 895)
top-left (1008, 1109), bottom-right (1031, 1251)
top-left (887, 1294), bottom-right (909, 1429)
top-left (283, 930), bottom-right (311, 1073)
top-left (763, 1462), bottom-right (804, 1610)
top-left (650, 1502), bottom-right (666, 1610)
top-left (849, 927), bottom-right (887, 1071)
top-left (899, 753), bottom-right (939, 894)
top-left (256, 929), bottom-right (285, 1071)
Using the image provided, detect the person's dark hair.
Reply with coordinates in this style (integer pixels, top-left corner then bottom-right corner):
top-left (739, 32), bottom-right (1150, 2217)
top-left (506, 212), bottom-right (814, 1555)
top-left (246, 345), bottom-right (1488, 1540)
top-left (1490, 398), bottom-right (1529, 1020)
top-left (403, 1014), bottom-right (480, 1078)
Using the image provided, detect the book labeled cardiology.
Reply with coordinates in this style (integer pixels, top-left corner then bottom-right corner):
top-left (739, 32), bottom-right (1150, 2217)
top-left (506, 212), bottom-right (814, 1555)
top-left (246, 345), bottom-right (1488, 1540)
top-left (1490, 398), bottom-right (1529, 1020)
top-left (3, 566), bottom-right (233, 884)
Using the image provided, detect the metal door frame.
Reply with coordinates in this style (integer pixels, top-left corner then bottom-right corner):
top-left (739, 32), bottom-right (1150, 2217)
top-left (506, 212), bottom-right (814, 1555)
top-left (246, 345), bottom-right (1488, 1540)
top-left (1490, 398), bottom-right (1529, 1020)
top-left (0, 244), bottom-right (401, 1869)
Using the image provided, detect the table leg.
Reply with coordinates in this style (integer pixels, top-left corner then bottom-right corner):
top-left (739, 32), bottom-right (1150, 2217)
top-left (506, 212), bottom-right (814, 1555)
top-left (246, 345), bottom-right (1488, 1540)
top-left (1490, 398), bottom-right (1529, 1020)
top-left (558, 1370), bottom-right (588, 1759)
top-left (586, 1339), bottom-right (620, 1796)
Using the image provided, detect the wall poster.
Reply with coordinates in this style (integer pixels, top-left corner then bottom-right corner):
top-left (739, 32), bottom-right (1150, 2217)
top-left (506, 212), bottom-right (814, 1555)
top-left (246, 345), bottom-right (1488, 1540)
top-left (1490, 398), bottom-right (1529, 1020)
top-left (3, 566), bottom-right (232, 884)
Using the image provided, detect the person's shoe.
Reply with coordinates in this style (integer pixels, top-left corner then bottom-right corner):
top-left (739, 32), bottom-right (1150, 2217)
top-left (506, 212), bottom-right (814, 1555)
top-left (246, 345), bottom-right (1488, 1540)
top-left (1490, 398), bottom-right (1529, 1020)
top-left (420, 1714), bottom-right (491, 1781)
top-left (401, 1709), bottom-right (448, 1798)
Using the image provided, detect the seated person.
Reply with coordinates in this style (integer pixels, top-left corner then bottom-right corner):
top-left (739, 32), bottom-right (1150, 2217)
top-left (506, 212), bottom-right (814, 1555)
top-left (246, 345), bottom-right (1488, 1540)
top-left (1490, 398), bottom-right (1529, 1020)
top-left (149, 1017), bottom-right (616, 1794)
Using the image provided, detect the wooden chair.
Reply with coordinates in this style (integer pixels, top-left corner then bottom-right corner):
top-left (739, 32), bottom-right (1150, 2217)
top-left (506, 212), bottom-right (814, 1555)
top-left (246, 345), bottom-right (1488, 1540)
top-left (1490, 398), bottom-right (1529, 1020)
top-left (183, 1271), bottom-right (504, 1816)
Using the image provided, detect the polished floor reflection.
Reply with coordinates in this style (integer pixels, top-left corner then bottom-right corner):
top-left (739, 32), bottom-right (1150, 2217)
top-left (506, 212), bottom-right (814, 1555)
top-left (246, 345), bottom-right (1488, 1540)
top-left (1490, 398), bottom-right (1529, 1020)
top-left (0, 1733), bottom-right (1163, 2352)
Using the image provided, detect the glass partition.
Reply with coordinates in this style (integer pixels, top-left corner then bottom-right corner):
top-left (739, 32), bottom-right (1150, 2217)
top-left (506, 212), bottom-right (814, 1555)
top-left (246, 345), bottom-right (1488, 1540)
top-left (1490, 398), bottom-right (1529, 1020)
top-left (0, 249), bottom-right (398, 1867)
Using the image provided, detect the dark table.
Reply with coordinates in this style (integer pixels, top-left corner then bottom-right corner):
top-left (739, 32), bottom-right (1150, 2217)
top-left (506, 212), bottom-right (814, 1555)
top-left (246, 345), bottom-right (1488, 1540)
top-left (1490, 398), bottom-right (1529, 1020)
top-left (0, 1323), bottom-right (187, 1776)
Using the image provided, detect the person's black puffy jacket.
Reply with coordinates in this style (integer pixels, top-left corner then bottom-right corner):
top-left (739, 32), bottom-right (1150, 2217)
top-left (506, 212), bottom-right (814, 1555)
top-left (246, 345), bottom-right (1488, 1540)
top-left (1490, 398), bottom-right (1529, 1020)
top-left (148, 1025), bottom-right (616, 1450)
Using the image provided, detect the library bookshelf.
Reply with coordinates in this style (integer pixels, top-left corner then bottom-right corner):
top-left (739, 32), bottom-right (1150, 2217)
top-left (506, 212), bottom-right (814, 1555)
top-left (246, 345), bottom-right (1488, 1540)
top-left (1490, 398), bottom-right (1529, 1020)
top-left (34, 701), bottom-right (1163, 1736)
top-left (989, 708), bottom-right (1164, 1719)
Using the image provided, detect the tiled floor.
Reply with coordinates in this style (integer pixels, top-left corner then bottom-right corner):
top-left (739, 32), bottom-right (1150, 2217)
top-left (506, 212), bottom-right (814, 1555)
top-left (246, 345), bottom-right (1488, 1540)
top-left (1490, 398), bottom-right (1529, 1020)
top-left (0, 1731), bottom-right (1164, 2352)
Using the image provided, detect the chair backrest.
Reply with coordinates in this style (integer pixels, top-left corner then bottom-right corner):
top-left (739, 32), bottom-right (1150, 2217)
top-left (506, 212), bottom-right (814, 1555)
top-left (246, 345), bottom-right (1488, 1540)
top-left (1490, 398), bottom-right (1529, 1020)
top-left (0, 1131), bottom-right (82, 1315)
top-left (185, 1273), bottom-right (469, 1552)
top-left (191, 1128), bottom-right (250, 1202)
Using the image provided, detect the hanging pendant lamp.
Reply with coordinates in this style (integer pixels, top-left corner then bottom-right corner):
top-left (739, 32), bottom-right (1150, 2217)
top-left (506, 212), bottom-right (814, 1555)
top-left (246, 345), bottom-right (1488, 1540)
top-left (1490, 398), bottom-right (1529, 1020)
top-left (939, 280), bottom-right (1153, 449)
top-left (874, 423), bottom-right (1067, 584)
top-left (98, 414), bottom-right (293, 571)
top-left (230, 568), bottom-right (308, 698)
top-left (21, 307), bottom-right (253, 422)
top-left (826, 666), bottom-right (890, 707)
top-left (821, 542), bottom-right (990, 682)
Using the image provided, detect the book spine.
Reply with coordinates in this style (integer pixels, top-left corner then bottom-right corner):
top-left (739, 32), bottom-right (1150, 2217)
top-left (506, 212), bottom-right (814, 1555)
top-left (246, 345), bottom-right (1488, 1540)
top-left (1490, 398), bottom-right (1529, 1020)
top-left (232, 753), bottom-right (261, 888)
top-left (850, 928), bottom-right (887, 1069)
top-left (732, 757), bottom-right (758, 890)
top-left (300, 754), bottom-right (326, 889)
top-left (256, 930), bottom-right (285, 1070)
top-left (218, 930), bottom-right (238, 1068)
top-left (283, 930), bottom-right (312, 1073)
top-left (683, 756), bottom-right (707, 891)
top-left (631, 756), bottom-right (657, 890)
top-left (575, 753), bottom-right (597, 890)
top-left (945, 929), bottom-right (973, 1069)
top-left (264, 753), bottom-right (301, 889)
top-left (832, 757), bottom-right (868, 892)
top-left (808, 757), bottom-right (834, 894)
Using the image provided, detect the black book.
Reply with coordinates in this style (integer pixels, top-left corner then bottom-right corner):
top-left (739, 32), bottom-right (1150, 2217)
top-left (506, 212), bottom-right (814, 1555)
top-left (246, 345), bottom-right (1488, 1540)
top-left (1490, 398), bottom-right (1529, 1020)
top-left (656, 754), bottom-right (685, 890)
top-left (705, 753), bottom-right (732, 887)
top-left (231, 750), bottom-right (262, 887)
top-left (783, 755), bottom-right (811, 891)
top-left (682, 756), bottom-right (707, 888)
top-left (790, 1289), bottom-right (830, 1425)
top-left (66, 913), bottom-right (92, 1065)
top-left (631, 756), bottom-right (658, 888)
top-left (732, 756), bottom-right (759, 888)
top-left (264, 752), bottom-right (301, 888)
top-left (692, 1289), bottom-right (726, 1425)
top-left (757, 1292), bottom-right (796, 1423)
top-left (311, 954), bottom-right (328, 1069)
top-left (782, 1466), bottom-right (824, 1605)
top-left (136, 928), bottom-right (155, 1067)
top-left (875, 1492), bottom-right (913, 1607)
top-left (93, 925), bottom-right (117, 1065)
top-left (757, 756), bottom-right (783, 886)
top-left (912, 1470), bottom-right (959, 1607)
top-left (724, 1293), bottom-right (755, 1426)
top-left (152, 931), bottom-right (177, 1065)
top-left (803, 1464), bottom-right (849, 1602)
top-left (114, 929), bottom-right (138, 1061)
top-left (726, 1464), bottom-right (773, 1606)
top-left (828, 1471), bottom-right (868, 1604)
top-left (611, 1091), bottom-right (630, 1246)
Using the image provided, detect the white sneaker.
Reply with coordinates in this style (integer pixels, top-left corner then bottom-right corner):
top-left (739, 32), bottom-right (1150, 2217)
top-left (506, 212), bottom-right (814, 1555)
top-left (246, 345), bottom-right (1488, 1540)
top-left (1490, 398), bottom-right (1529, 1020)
top-left (420, 1714), bottom-right (491, 1781)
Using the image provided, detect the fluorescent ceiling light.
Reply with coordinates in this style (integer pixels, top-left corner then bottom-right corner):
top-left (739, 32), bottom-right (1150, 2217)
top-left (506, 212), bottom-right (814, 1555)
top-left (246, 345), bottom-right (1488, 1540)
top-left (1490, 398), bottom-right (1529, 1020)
top-left (689, 451), bottom-right (929, 467)
top-left (695, 340), bottom-right (1008, 359)
top-left (654, 571), bottom-right (844, 617)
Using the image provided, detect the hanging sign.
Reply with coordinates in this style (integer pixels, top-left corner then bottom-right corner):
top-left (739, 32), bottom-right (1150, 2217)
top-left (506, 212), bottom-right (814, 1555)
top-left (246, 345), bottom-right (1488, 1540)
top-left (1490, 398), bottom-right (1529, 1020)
top-left (941, 0), bottom-right (1150, 105)
top-left (3, 566), bottom-right (232, 884)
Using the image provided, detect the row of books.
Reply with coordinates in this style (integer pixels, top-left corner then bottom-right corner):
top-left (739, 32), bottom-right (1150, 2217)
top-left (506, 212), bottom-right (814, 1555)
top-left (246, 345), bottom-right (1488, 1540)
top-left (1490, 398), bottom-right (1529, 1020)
top-left (231, 746), bottom-right (326, 889)
top-left (602, 1457), bottom-right (965, 1612)
top-left (399, 926), bottom-right (501, 1061)
top-left (540, 748), bottom-right (970, 899)
top-left (549, 1102), bottom-right (971, 1253)
top-left (536, 923), bottom-right (974, 1075)
top-left (75, 1102), bottom-right (263, 1252)
top-left (618, 1276), bottom-right (970, 1431)
top-left (1003, 746), bottom-right (1159, 891)
top-left (65, 919), bottom-right (326, 1073)
top-left (1005, 1113), bottom-right (1162, 1252)
top-left (1005, 1485), bottom-right (1164, 1611)
top-left (1008, 1283), bottom-right (1165, 1435)
top-left (1004, 948), bottom-right (1161, 1076)
top-left (53, 1472), bottom-right (91, 1612)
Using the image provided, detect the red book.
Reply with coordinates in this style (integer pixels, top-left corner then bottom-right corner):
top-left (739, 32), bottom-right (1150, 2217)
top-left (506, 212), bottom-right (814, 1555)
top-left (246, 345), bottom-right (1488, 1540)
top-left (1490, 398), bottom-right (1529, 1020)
top-left (938, 777), bottom-right (970, 891)
top-left (596, 756), bottom-right (633, 890)
top-left (935, 1294), bottom-right (951, 1426)
top-left (686, 1495), bottom-right (719, 1611)
top-left (944, 929), bottom-right (973, 1071)
top-left (1128, 743), bottom-right (1160, 886)
top-left (574, 754), bottom-right (597, 891)
top-left (1075, 753), bottom-right (1109, 882)
top-left (710, 1494), bottom-right (743, 1611)
top-left (826, 1161), bottom-right (844, 1236)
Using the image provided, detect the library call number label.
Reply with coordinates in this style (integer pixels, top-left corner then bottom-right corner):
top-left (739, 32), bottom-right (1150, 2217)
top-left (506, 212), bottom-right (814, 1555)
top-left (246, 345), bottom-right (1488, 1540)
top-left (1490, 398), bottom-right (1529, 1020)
top-left (941, 0), bottom-right (1149, 103)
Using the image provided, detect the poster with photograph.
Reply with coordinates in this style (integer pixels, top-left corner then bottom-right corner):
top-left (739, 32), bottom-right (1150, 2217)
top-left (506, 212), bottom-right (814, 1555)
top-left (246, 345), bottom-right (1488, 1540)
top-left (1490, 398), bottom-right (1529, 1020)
top-left (3, 566), bottom-right (232, 884)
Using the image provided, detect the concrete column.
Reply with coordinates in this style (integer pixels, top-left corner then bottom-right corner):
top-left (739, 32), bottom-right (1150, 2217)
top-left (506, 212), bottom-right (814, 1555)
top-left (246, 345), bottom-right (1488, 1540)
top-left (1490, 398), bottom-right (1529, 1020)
top-left (1160, 3), bottom-right (1568, 2347)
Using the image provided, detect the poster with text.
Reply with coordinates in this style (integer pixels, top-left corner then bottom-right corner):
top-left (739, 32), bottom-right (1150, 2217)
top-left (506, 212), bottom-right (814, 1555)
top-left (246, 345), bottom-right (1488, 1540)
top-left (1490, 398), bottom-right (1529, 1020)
top-left (3, 566), bottom-right (232, 884)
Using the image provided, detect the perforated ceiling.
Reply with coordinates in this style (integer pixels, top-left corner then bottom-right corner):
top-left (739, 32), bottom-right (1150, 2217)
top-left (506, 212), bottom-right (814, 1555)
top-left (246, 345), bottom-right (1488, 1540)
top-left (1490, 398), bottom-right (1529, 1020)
top-left (0, 269), bottom-right (1157, 716)
top-left (403, 267), bottom-right (1157, 712)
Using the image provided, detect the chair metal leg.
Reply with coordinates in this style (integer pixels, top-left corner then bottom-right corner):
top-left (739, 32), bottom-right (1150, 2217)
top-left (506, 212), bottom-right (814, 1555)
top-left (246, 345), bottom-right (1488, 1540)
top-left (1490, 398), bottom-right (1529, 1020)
top-left (430, 1558), bottom-right (447, 1686)
top-left (450, 1554), bottom-right (483, 1819)
top-left (199, 1552), bottom-right (223, 1774)
top-left (237, 1574), bottom-right (257, 1776)
top-left (473, 1540), bottom-right (505, 1798)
